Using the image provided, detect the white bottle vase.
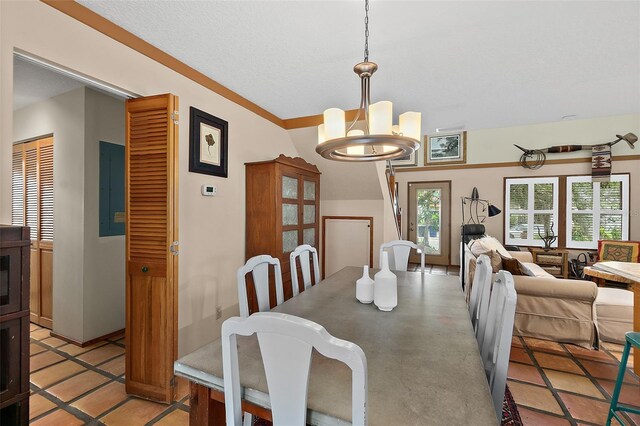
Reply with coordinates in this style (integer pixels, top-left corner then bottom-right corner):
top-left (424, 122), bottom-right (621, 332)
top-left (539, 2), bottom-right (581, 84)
top-left (356, 265), bottom-right (374, 304)
top-left (374, 252), bottom-right (397, 311)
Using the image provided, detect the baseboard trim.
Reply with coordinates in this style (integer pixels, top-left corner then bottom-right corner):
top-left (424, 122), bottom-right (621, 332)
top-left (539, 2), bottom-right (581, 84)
top-left (50, 328), bottom-right (125, 347)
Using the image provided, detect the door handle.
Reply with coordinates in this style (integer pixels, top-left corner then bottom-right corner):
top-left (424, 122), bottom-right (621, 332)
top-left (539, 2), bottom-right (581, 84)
top-left (141, 266), bottom-right (149, 273)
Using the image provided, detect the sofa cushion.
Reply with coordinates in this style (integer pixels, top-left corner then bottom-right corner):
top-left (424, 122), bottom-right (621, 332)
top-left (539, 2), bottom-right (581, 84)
top-left (595, 287), bottom-right (634, 344)
top-left (520, 262), bottom-right (555, 278)
top-left (470, 236), bottom-right (512, 259)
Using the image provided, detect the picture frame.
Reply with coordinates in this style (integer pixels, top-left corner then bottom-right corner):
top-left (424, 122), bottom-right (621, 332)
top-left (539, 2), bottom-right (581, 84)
top-left (424, 131), bottom-right (467, 166)
top-left (189, 107), bottom-right (228, 178)
top-left (390, 147), bottom-right (417, 167)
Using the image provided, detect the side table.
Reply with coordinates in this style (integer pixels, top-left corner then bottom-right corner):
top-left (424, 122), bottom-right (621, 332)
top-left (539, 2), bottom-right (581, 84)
top-left (529, 248), bottom-right (569, 279)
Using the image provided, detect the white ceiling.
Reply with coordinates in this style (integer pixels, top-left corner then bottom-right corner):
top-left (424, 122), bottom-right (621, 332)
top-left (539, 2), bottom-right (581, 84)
top-left (77, 1), bottom-right (639, 133)
top-left (13, 56), bottom-right (85, 111)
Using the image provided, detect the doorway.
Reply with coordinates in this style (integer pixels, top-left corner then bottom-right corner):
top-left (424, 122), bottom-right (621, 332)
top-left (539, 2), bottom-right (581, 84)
top-left (322, 216), bottom-right (373, 278)
top-left (408, 181), bottom-right (451, 266)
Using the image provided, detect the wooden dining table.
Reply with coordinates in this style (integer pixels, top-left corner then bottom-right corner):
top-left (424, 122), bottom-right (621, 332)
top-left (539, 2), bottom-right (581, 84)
top-left (174, 267), bottom-right (498, 425)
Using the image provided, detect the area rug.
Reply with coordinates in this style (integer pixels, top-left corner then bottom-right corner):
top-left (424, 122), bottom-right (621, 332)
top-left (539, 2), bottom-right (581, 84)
top-left (501, 384), bottom-right (523, 425)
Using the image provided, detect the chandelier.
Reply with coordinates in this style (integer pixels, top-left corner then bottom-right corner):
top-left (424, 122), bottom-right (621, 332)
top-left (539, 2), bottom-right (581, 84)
top-left (316, 0), bottom-right (421, 162)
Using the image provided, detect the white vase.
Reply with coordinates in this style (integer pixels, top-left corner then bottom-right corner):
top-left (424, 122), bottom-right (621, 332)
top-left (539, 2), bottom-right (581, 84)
top-left (356, 265), bottom-right (374, 304)
top-left (374, 252), bottom-right (397, 311)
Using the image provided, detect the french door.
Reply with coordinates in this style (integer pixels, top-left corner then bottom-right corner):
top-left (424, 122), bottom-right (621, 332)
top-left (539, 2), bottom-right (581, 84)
top-left (125, 94), bottom-right (179, 402)
top-left (408, 181), bottom-right (451, 266)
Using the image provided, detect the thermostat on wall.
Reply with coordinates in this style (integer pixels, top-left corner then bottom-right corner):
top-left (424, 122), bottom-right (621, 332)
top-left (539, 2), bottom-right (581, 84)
top-left (201, 184), bottom-right (217, 196)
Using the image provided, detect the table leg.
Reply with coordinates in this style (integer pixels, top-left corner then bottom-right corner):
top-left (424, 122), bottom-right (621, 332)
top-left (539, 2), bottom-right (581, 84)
top-left (634, 287), bottom-right (639, 376)
top-left (189, 382), bottom-right (225, 425)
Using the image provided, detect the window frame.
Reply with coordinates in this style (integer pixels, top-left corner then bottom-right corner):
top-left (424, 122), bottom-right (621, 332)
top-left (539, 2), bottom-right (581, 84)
top-left (565, 174), bottom-right (630, 249)
top-left (504, 177), bottom-right (559, 247)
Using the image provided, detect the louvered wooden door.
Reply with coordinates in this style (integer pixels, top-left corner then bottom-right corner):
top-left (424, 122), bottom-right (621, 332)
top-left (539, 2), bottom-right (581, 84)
top-left (11, 137), bottom-right (54, 329)
top-left (125, 94), bottom-right (179, 403)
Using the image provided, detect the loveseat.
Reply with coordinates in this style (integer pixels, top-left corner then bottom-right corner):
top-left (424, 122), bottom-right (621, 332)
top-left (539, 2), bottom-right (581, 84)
top-left (462, 240), bottom-right (598, 348)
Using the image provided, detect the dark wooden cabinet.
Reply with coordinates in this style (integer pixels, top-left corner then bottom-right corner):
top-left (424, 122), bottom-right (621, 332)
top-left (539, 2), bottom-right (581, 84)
top-left (0, 225), bottom-right (30, 425)
top-left (245, 155), bottom-right (320, 305)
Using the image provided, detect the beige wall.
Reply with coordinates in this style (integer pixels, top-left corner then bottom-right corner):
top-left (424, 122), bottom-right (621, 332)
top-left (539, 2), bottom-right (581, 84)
top-left (83, 88), bottom-right (126, 341)
top-left (321, 200), bottom-right (385, 269)
top-left (13, 87), bottom-right (86, 342)
top-left (421, 114), bottom-right (639, 167)
top-left (1, 1), bottom-right (299, 355)
top-left (395, 115), bottom-right (640, 265)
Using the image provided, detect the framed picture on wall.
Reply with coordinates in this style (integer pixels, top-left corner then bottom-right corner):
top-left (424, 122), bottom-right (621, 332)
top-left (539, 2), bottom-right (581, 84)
top-left (390, 143), bottom-right (419, 167)
top-left (189, 107), bottom-right (228, 177)
top-left (425, 131), bottom-right (467, 166)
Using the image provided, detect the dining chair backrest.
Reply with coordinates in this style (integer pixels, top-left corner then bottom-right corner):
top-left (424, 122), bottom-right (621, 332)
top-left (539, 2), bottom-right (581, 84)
top-left (475, 260), bottom-right (495, 349)
top-left (379, 240), bottom-right (425, 273)
top-left (468, 254), bottom-right (493, 332)
top-left (236, 255), bottom-right (284, 318)
top-left (222, 312), bottom-right (368, 426)
top-left (479, 270), bottom-right (517, 417)
top-left (290, 244), bottom-right (320, 297)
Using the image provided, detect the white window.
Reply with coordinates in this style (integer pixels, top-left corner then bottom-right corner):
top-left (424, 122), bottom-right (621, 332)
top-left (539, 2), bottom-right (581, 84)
top-left (505, 177), bottom-right (559, 247)
top-left (566, 174), bottom-right (629, 249)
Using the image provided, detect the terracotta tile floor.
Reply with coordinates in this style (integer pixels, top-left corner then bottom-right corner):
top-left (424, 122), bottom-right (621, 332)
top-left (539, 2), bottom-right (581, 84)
top-left (29, 324), bottom-right (189, 425)
top-left (509, 335), bottom-right (640, 425)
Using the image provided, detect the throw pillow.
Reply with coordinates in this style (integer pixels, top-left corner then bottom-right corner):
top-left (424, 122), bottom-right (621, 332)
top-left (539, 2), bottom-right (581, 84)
top-left (471, 236), bottom-right (512, 259)
top-left (598, 240), bottom-right (640, 263)
top-left (499, 253), bottom-right (525, 276)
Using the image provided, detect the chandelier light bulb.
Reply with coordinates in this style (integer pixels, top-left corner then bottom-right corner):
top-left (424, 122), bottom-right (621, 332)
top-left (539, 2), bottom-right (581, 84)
top-left (369, 101), bottom-right (393, 135)
top-left (399, 112), bottom-right (421, 141)
top-left (317, 124), bottom-right (326, 144)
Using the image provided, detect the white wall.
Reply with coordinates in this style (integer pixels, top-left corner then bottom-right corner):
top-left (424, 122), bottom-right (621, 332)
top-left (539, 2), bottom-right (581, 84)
top-left (1, 0), bottom-right (300, 355)
top-left (13, 87), bottom-right (86, 342)
top-left (83, 87), bottom-right (126, 341)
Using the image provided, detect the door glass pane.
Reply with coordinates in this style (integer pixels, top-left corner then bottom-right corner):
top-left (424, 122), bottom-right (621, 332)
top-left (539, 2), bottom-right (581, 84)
top-left (282, 204), bottom-right (298, 226)
top-left (572, 182), bottom-right (593, 210)
top-left (283, 230), bottom-right (298, 253)
top-left (533, 213), bottom-right (554, 241)
top-left (534, 183), bottom-right (554, 210)
top-left (304, 180), bottom-right (316, 201)
top-left (282, 176), bottom-right (298, 199)
top-left (415, 188), bottom-right (441, 255)
top-left (303, 205), bottom-right (315, 224)
top-left (600, 182), bottom-right (622, 210)
top-left (509, 184), bottom-right (528, 209)
top-left (303, 228), bottom-right (315, 247)
top-left (572, 213), bottom-right (593, 241)
top-left (600, 214), bottom-right (623, 240)
top-left (509, 214), bottom-right (528, 239)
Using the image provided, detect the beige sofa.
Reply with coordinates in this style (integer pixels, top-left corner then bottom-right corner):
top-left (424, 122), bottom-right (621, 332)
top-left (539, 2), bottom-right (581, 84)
top-left (463, 244), bottom-right (599, 348)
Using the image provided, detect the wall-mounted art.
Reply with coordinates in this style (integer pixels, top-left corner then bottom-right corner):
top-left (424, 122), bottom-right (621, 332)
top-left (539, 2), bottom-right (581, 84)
top-left (189, 107), bottom-right (228, 177)
top-left (425, 131), bottom-right (467, 166)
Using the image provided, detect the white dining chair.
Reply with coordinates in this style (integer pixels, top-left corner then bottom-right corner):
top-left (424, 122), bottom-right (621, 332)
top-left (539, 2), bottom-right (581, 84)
top-left (468, 254), bottom-right (493, 333)
top-left (290, 244), bottom-right (320, 296)
top-left (236, 255), bottom-right (284, 318)
top-left (379, 240), bottom-right (425, 273)
top-left (479, 270), bottom-right (517, 417)
top-left (222, 312), bottom-right (368, 426)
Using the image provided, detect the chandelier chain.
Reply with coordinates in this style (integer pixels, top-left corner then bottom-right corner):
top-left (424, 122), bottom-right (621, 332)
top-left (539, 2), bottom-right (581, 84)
top-left (364, 0), bottom-right (369, 62)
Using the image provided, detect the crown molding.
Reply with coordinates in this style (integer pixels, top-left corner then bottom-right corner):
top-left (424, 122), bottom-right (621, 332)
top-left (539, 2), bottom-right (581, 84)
top-left (40, 0), bottom-right (285, 128)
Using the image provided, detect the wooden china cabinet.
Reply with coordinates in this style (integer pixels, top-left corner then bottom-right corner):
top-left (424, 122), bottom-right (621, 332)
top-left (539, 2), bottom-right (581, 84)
top-left (0, 225), bottom-right (30, 425)
top-left (245, 155), bottom-right (321, 306)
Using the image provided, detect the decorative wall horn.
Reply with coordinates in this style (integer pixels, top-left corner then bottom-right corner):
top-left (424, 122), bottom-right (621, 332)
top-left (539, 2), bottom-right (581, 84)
top-left (514, 132), bottom-right (637, 170)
